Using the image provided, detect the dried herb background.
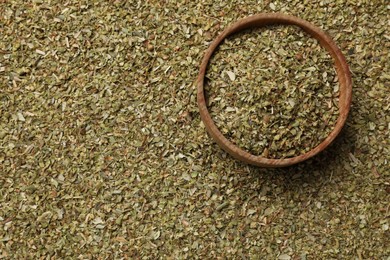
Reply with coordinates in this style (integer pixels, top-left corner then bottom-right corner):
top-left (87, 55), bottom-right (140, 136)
top-left (0, 0), bottom-right (389, 259)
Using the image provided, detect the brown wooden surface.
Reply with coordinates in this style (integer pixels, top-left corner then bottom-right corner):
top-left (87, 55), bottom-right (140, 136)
top-left (197, 13), bottom-right (352, 167)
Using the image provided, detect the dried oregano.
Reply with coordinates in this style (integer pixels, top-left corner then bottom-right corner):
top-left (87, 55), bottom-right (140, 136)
top-left (205, 25), bottom-right (340, 158)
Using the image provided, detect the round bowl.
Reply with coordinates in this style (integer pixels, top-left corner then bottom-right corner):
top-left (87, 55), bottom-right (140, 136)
top-left (196, 13), bottom-right (352, 167)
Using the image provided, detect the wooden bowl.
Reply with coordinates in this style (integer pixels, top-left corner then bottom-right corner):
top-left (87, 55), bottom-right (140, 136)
top-left (197, 13), bottom-right (352, 167)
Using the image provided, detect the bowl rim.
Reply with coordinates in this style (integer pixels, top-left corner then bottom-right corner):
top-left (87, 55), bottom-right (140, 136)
top-left (196, 13), bottom-right (352, 167)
